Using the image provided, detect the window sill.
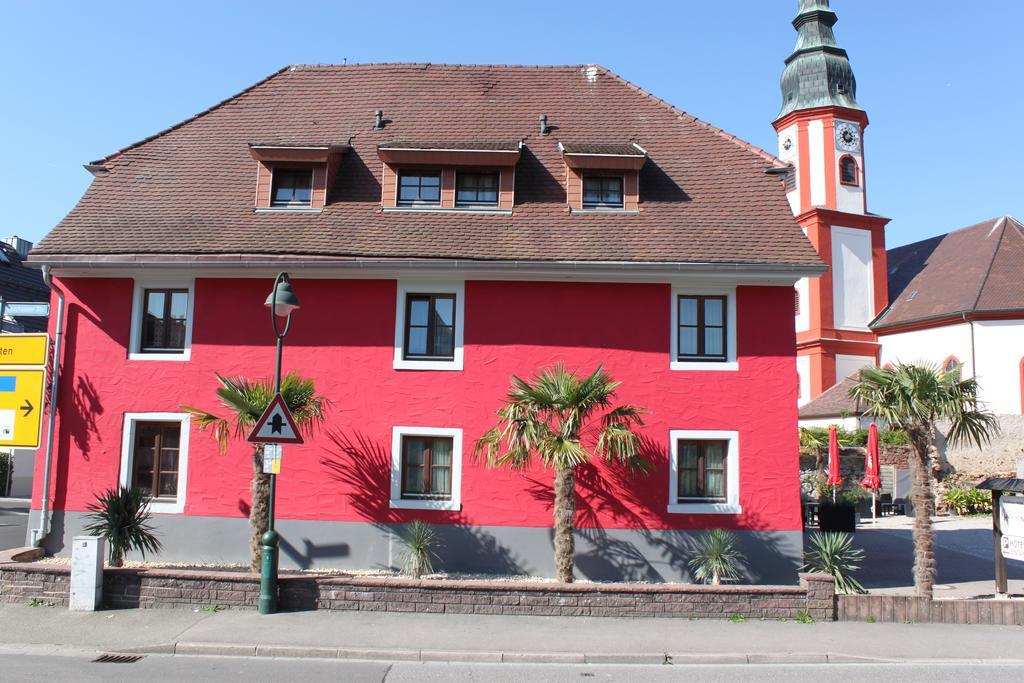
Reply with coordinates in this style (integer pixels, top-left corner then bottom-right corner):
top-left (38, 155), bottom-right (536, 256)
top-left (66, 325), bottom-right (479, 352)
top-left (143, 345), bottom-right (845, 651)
top-left (667, 503), bottom-right (742, 515)
top-left (670, 360), bottom-right (738, 372)
top-left (394, 358), bottom-right (463, 371)
top-left (147, 500), bottom-right (184, 515)
top-left (129, 350), bottom-right (191, 362)
top-left (255, 207), bottom-right (323, 214)
top-left (389, 498), bottom-right (461, 511)
top-left (383, 207), bottom-right (512, 216)
top-left (569, 208), bottom-right (639, 215)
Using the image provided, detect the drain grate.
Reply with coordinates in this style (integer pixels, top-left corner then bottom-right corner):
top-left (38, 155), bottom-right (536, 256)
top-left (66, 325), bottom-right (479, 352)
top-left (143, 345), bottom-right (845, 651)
top-left (92, 654), bottom-right (144, 664)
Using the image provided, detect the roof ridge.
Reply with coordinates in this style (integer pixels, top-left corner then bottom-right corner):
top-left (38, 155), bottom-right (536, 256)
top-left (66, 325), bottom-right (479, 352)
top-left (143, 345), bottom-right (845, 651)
top-left (289, 62), bottom-right (590, 70)
top-left (970, 216), bottom-right (1008, 313)
top-left (595, 65), bottom-right (786, 168)
top-left (888, 215), bottom-right (1014, 253)
top-left (90, 66), bottom-right (292, 166)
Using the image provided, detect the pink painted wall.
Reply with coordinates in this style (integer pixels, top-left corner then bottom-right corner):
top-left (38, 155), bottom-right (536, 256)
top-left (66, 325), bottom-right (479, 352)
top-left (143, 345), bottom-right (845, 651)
top-left (34, 277), bottom-right (802, 532)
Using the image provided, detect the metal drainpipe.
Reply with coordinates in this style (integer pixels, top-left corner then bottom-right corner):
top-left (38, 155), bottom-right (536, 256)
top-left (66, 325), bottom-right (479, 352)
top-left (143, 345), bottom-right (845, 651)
top-left (32, 265), bottom-right (64, 547)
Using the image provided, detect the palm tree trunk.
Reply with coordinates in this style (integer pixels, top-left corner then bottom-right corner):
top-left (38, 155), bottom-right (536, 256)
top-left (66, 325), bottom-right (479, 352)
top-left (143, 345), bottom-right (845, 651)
top-left (553, 466), bottom-right (576, 583)
top-left (907, 426), bottom-right (936, 598)
top-left (249, 446), bottom-right (271, 574)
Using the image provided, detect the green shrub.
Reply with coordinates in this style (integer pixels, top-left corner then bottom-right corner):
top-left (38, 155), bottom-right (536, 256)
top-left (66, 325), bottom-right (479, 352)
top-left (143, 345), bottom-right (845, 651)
top-left (795, 610), bottom-right (814, 624)
top-left (943, 487), bottom-right (992, 516)
top-left (803, 531), bottom-right (866, 595)
top-left (799, 425), bottom-right (908, 449)
top-left (840, 486), bottom-right (868, 506)
top-left (399, 520), bottom-right (441, 579)
top-left (83, 486), bottom-right (162, 567)
top-left (688, 529), bottom-right (748, 585)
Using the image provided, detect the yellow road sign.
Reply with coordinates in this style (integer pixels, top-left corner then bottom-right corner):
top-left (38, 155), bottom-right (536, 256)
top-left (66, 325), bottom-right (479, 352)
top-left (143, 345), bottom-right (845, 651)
top-left (0, 369), bottom-right (46, 448)
top-left (0, 334), bottom-right (49, 367)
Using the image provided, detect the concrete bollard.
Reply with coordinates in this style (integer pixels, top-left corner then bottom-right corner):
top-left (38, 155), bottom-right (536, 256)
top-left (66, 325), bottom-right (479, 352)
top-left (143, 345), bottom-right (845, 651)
top-left (70, 536), bottom-right (104, 611)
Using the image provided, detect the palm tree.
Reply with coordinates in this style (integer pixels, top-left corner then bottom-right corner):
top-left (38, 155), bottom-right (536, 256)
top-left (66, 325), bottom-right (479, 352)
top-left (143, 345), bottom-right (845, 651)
top-left (183, 373), bottom-right (328, 573)
top-left (474, 363), bottom-right (648, 583)
top-left (851, 363), bottom-right (997, 597)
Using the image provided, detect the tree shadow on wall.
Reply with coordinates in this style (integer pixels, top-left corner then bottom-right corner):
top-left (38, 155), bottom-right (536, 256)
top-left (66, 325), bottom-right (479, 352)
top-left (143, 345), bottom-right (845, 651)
top-left (68, 374), bottom-right (103, 459)
top-left (320, 429), bottom-right (531, 575)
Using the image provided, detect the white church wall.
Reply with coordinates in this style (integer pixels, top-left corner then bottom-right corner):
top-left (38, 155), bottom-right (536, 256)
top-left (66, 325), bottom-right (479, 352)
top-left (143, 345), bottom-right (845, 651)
top-left (878, 323), bottom-right (974, 376)
top-left (808, 120), bottom-right (826, 206)
top-left (971, 319), bottom-right (1024, 414)
top-left (777, 123), bottom-right (800, 214)
top-left (796, 354), bottom-right (811, 406)
top-left (835, 150), bottom-right (864, 215)
top-left (835, 354), bottom-right (874, 383)
top-left (831, 226), bottom-right (874, 329)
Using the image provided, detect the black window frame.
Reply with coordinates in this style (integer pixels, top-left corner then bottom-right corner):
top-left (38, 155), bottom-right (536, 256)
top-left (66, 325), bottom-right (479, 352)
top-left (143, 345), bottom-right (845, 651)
top-left (400, 435), bottom-right (454, 501)
top-left (131, 421), bottom-right (181, 501)
top-left (455, 171), bottom-right (500, 207)
top-left (403, 293), bottom-right (457, 361)
top-left (140, 288), bottom-right (189, 353)
top-left (676, 439), bottom-right (728, 503)
top-left (582, 175), bottom-right (625, 210)
top-left (676, 294), bottom-right (728, 362)
top-left (270, 167), bottom-right (314, 207)
top-left (397, 171), bottom-right (442, 206)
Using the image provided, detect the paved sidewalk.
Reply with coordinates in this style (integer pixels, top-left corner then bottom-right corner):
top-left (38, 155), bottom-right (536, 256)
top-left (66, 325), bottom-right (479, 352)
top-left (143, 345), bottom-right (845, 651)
top-left (1, 603), bottom-right (1021, 665)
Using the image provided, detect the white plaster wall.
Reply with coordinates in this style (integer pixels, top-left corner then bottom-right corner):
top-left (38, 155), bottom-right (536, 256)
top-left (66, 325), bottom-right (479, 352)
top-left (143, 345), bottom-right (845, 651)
top-left (971, 319), bottom-right (1024, 414)
top-left (835, 354), bottom-right (874, 383)
top-left (808, 120), bottom-right (825, 206)
top-left (778, 123), bottom-right (800, 214)
top-left (798, 416), bottom-right (867, 431)
top-left (835, 150), bottom-right (864, 215)
top-left (831, 226), bottom-right (874, 329)
top-left (878, 323), bottom-right (975, 383)
top-left (796, 354), bottom-right (811, 406)
top-left (795, 276), bottom-right (810, 333)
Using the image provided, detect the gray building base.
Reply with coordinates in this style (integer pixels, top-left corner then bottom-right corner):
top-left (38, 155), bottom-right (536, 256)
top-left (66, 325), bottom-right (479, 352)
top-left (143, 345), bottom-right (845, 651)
top-left (28, 510), bottom-right (803, 584)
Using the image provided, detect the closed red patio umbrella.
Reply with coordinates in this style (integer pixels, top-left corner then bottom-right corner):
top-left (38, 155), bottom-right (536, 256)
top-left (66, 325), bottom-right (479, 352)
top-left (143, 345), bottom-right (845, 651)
top-left (827, 425), bottom-right (843, 503)
top-left (862, 423), bottom-right (882, 525)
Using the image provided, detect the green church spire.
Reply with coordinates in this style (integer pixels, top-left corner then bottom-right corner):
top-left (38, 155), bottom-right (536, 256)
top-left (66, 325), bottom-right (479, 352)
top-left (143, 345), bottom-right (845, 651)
top-left (778, 0), bottom-right (862, 119)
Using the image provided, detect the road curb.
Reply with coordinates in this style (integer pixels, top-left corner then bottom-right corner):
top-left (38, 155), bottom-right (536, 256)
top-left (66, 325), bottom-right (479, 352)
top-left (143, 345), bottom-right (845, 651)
top-left (110, 642), bottom-right (1024, 666)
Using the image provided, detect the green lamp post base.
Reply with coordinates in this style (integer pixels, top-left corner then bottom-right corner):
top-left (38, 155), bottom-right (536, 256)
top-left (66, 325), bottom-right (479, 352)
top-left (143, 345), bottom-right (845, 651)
top-left (258, 528), bottom-right (280, 615)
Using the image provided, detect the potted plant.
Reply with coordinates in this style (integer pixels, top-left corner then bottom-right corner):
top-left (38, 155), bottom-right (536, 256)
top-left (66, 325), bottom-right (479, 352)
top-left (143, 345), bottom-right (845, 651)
top-left (817, 479), bottom-right (857, 533)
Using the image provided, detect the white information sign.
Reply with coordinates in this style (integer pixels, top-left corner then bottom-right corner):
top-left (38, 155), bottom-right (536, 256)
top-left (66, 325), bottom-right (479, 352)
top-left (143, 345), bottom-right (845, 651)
top-left (262, 444), bottom-right (282, 475)
top-left (999, 496), bottom-right (1024, 562)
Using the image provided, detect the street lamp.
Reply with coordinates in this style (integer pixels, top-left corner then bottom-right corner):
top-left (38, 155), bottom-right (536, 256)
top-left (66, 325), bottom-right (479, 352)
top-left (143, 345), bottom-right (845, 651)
top-left (258, 271), bottom-right (300, 615)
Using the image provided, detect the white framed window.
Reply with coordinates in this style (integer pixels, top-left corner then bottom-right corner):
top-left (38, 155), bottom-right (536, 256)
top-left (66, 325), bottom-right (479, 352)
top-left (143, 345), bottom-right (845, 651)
top-left (667, 429), bottom-right (741, 515)
top-left (390, 426), bottom-right (463, 511)
top-left (393, 281), bottom-right (465, 371)
top-left (669, 285), bottom-right (738, 371)
top-left (119, 412), bottom-right (191, 514)
top-left (128, 279), bottom-right (195, 361)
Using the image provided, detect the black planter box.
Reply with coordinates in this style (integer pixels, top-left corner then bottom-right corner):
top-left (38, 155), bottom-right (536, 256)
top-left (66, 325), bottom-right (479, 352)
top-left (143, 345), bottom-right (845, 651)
top-left (817, 503), bottom-right (857, 533)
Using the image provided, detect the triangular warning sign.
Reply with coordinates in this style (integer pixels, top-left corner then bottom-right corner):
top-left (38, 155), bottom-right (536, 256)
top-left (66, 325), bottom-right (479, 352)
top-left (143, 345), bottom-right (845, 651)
top-left (247, 394), bottom-right (304, 445)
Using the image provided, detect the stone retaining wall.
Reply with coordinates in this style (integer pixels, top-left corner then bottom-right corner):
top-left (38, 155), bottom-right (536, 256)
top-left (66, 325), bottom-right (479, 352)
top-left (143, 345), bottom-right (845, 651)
top-left (0, 563), bottom-right (835, 620)
top-left (838, 594), bottom-right (1024, 625)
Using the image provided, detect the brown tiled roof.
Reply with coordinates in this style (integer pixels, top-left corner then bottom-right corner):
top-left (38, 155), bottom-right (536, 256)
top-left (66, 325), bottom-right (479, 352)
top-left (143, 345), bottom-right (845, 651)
top-left (561, 143), bottom-right (644, 156)
top-left (798, 374), bottom-right (865, 419)
top-left (875, 216), bottom-right (1024, 329)
top-left (32, 63), bottom-right (822, 268)
top-left (378, 141), bottom-right (520, 151)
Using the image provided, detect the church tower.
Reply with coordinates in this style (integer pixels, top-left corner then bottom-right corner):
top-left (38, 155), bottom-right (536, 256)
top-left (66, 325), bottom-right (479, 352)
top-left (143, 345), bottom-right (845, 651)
top-left (774, 0), bottom-right (890, 403)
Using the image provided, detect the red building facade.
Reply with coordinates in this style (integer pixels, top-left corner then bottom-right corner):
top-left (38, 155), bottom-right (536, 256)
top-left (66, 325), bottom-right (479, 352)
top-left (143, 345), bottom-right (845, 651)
top-left (28, 64), bottom-right (823, 582)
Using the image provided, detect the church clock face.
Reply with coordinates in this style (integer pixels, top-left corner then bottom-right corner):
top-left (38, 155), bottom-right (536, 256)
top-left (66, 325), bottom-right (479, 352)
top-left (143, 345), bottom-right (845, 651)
top-left (835, 122), bottom-right (861, 152)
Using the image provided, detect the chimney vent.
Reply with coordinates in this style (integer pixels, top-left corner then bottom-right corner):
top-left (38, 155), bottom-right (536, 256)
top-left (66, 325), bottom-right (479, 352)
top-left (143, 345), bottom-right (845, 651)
top-left (374, 110), bottom-right (385, 130)
top-left (539, 114), bottom-right (550, 136)
top-left (1, 236), bottom-right (32, 258)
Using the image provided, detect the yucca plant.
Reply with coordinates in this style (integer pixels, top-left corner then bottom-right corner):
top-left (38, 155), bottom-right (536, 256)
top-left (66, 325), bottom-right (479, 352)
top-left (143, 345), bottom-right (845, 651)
top-left (183, 372), bottom-right (328, 573)
top-left (803, 531), bottom-right (866, 595)
top-left (83, 486), bottom-right (162, 567)
top-left (399, 520), bottom-right (440, 579)
top-left (688, 529), bottom-right (747, 585)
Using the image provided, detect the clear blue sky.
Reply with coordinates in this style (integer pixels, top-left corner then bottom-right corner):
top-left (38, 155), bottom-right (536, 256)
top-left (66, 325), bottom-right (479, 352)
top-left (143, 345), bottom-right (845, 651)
top-left (2, 0), bottom-right (1020, 248)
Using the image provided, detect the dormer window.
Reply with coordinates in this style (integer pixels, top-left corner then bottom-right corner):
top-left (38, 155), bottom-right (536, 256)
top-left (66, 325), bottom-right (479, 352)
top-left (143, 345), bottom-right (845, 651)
top-left (560, 143), bottom-right (646, 213)
top-left (456, 172), bottom-right (499, 207)
top-left (378, 142), bottom-right (521, 212)
top-left (398, 172), bottom-right (442, 206)
top-left (271, 168), bottom-right (313, 207)
top-left (582, 175), bottom-right (624, 210)
top-left (839, 155), bottom-right (859, 187)
top-left (249, 143), bottom-right (349, 212)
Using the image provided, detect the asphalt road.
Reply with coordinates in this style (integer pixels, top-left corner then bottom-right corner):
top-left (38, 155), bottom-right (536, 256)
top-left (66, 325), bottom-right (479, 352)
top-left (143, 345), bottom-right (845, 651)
top-left (0, 498), bottom-right (29, 550)
top-left (2, 653), bottom-right (1023, 683)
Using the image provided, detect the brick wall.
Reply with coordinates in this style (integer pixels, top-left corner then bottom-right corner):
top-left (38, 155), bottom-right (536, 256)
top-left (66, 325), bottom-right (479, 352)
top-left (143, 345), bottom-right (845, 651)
top-left (839, 594), bottom-right (1024, 625)
top-left (0, 564), bottom-right (834, 620)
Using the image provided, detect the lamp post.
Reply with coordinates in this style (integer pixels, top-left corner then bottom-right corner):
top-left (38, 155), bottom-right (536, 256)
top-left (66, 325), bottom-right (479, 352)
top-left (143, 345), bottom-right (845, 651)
top-left (258, 271), bottom-right (300, 615)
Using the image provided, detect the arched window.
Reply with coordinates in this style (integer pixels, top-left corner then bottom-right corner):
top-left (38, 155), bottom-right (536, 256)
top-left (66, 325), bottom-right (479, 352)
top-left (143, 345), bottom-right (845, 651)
top-left (942, 355), bottom-right (962, 379)
top-left (839, 155), bottom-right (860, 187)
